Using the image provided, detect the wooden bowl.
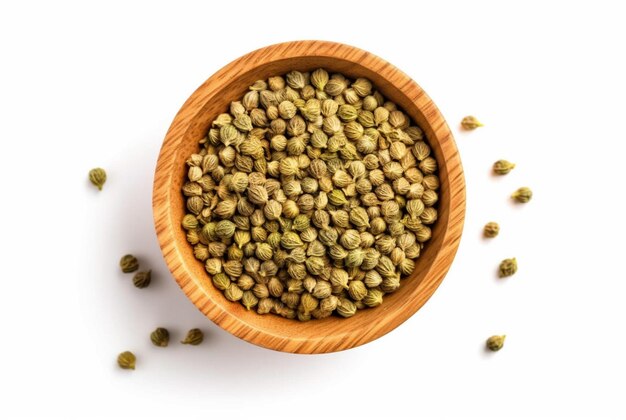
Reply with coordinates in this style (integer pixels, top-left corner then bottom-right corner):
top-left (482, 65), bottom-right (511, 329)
top-left (153, 41), bottom-right (465, 353)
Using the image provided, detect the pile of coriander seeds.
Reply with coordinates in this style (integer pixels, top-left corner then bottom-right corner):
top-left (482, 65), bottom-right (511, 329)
top-left (181, 69), bottom-right (440, 321)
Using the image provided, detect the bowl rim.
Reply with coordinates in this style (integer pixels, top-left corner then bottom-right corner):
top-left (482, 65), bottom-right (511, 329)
top-left (153, 40), bottom-right (465, 353)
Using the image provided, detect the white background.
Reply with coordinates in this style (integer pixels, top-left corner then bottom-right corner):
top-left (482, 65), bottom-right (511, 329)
top-left (0, 1), bottom-right (625, 419)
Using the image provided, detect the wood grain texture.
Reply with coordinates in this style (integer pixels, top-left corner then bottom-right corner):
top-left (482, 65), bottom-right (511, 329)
top-left (153, 41), bottom-right (465, 354)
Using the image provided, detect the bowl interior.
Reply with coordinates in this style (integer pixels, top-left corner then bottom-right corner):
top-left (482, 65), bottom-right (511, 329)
top-left (155, 42), bottom-right (464, 353)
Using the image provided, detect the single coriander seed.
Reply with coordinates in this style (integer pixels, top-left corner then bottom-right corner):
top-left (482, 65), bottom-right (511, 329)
top-left (133, 270), bottom-right (152, 288)
top-left (461, 115), bottom-right (483, 130)
top-left (181, 328), bottom-right (204, 345)
top-left (119, 254), bottom-right (139, 273)
top-left (150, 327), bottom-right (170, 347)
top-left (493, 160), bottom-right (515, 175)
top-left (483, 222), bottom-right (500, 238)
top-left (486, 335), bottom-right (506, 351)
top-left (511, 187), bottom-right (532, 203)
top-left (89, 168), bottom-right (107, 190)
top-left (117, 351), bottom-right (136, 370)
top-left (499, 258), bottom-right (517, 278)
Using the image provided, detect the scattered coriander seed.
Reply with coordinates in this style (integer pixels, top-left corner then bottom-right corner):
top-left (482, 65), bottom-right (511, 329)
top-left (461, 115), bottom-right (483, 130)
top-left (117, 351), bottom-right (136, 370)
top-left (483, 222), bottom-right (500, 238)
top-left (486, 335), bottom-right (506, 351)
top-left (511, 187), bottom-right (532, 203)
top-left (150, 327), bottom-right (170, 347)
top-left (88, 167), bottom-right (107, 190)
top-left (493, 160), bottom-right (515, 175)
top-left (499, 258), bottom-right (517, 278)
top-left (119, 254), bottom-right (139, 273)
top-left (181, 328), bottom-right (203, 345)
top-left (133, 270), bottom-right (152, 288)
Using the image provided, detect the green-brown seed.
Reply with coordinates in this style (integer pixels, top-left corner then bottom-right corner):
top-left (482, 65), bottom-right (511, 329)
top-left (486, 335), bottom-right (506, 351)
top-left (328, 189), bottom-right (348, 206)
top-left (117, 351), bottom-right (136, 370)
top-left (511, 187), bottom-right (532, 203)
top-left (305, 256), bottom-right (325, 276)
top-left (212, 273), bottom-right (230, 290)
top-left (349, 207), bottom-right (370, 228)
top-left (363, 288), bottom-right (384, 307)
top-left (484, 222), bottom-right (500, 238)
top-left (133, 270), bottom-right (152, 288)
top-left (292, 215), bottom-right (310, 232)
top-left (181, 328), bottom-right (204, 345)
top-left (182, 214), bottom-right (199, 230)
top-left (499, 258), bottom-right (517, 278)
top-left (336, 298), bottom-right (357, 318)
top-left (224, 283), bottom-right (244, 301)
top-left (348, 280), bottom-right (368, 301)
top-left (493, 160), bottom-right (515, 175)
top-left (345, 249), bottom-right (365, 268)
top-left (150, 327), bottom-right (170, 347)
top-left (461, 115), bottom-right (483, 130)
top-left (280, 231), bottom-right (304, 249)
top-left (215, 220), bottom-right (236, 239)
top-left (242, 291), bottom-right (259, 310)
top-left (255, 243), bottom-right (274, 261)
top-left (88, 168), bottom-right (107, 191)
top-left (120, 254), bottom-right (139, 273)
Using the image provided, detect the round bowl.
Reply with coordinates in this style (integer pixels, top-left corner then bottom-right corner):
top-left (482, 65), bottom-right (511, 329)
top-left (153, 40), bottom-right (465, 353)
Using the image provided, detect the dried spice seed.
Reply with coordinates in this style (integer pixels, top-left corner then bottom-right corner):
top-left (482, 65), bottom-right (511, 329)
top-left (484, 222), bottom-right (500, 238)
top-left (88, 168), bottom-right (107, 190)
top-left (486, 335), bottom-right (506, 351)
top-left (133, 270), bottom-right (152, 288)
top-left (511, 187), bottom-right (532, 203)
top-left (120, 255), bottom-right (139, 273)
top-left (461, 115), bottom-right (483, 130)
top-left (363, 288), bottom-right (384, 307)
top-left (117, 351), bottom-right (136, 370)
top-left (150, 327), bottom-right (170, 347)
top-left (493, 160), bottom-right (515, 175)
top-left (181, 329), bottom-right (204, 345)
top-left (499, 258), bottom-right (517, 278)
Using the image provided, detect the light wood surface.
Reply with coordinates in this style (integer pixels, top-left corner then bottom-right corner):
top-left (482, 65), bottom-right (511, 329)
top-left (152, 40), bottom-right (465, 354)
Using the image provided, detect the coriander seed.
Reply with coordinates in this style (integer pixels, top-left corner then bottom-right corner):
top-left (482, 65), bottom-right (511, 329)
top-left (120, 254), bottom-right (139, 273)
top-left (486, 335), bottom-right (506, 351)
top-left (88, 168), bottom-right (107, 191)
top-left (493, 160), bottom-right (515, 175)
top-left (181, 329), bottom-right (203, 345)
top-left (461, 115), bottom-right (483, 130)
top-left (511, 187), bottom-right (532, 203)
top-left (484, 222), bottom-right (500, 238)
top-left (499, 258), bottom-right (517, 278)
top-left (133, 270), bottom-right (151, 288)
top-left (117, 351), bottom-right (136, 370)
top-left (150, 327), bottom-right (170, 347)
